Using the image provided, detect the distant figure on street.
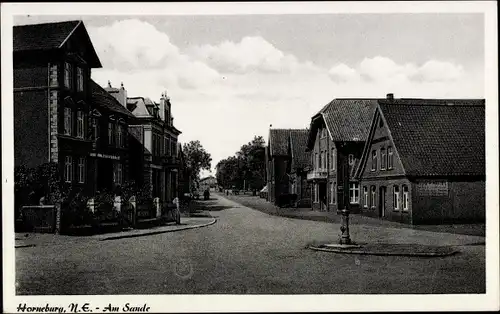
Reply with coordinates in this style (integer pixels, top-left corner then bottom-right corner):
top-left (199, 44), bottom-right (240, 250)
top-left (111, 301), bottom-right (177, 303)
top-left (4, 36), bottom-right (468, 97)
top-left (172, 196), bottom-right (181, 225)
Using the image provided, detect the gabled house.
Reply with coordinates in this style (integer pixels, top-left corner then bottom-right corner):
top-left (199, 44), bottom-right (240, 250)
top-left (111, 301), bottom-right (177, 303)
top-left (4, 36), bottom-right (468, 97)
top-left (14, 20), bottom-right (102, 195)
top-left (306, 98), bottom-right (378, 212)
top-left (355, 98), bottom-right (485, 224)
top-left (200, 176), bottom-right (217, 192)
top-left (288, 129), bottom-right (312, 207)
top-left (266, 129), bottom-right (292, 205)
top-left (266, 128), bottom-right (310, 206)
top-left (89, 80), bottom-right (135, 194)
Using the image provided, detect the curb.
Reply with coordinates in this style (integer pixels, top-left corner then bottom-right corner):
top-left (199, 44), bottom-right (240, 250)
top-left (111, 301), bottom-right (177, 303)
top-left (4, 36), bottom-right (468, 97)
top-left (100, 218), bottom-right (217, 241)
top-left (308, 245), bottom-right (459, 257)
top-left (15, 244), bottom-right (36, 248)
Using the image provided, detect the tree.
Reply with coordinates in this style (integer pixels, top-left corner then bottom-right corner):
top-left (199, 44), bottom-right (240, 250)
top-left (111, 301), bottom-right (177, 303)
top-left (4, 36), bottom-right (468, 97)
top-left (182, 140), bottom-right (212, 187)
top-left (216, 136), bottom-right (266, 191)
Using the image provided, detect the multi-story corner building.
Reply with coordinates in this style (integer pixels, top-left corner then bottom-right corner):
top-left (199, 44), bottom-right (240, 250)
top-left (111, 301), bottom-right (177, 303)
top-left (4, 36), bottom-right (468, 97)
top-left (106, 84), bottom-right (182, 202)
top-left (14, 20), bottom-right (102, 194)
top-left (89, 80), bottom-right (135, 194)
top-left (306, 98), bottom-right (378, 212)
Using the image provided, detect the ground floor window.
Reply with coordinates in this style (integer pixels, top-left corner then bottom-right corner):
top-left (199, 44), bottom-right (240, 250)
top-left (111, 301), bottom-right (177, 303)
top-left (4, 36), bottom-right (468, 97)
top-left (330, 181), bottom-right (336, 204)
top-left (77, 157), bottom-right (86, 183)
top-left (393, 185), bottom-right (400, 210)
top-left (64, 156), bottom-right (73, 183)
top-left (403, 185), bottom-right (409, 211)
top-left (349, 182), bottom-right (359, 204)
top-left (313, 183), bottom-right (319, 203)
top-left (371, 186), bottom-right (376, 208)
top-left (363, 186), bottom-right (368, 208)
top-left (113, 162), bottom-right (123, 185)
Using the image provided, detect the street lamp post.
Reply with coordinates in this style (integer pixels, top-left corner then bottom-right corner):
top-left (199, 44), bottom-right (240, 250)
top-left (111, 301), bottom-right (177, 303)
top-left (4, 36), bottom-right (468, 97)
top-left (338, 153), bottom-right (352, 245)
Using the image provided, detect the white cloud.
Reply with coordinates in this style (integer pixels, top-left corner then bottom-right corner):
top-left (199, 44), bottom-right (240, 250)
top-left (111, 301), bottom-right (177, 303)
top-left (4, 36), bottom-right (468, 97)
top-left (86, 19), bottom-right (483, 171)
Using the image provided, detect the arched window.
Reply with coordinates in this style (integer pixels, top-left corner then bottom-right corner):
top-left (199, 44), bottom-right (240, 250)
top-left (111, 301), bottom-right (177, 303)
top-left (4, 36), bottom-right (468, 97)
top-left (402, 185), bottom-right (409, 211)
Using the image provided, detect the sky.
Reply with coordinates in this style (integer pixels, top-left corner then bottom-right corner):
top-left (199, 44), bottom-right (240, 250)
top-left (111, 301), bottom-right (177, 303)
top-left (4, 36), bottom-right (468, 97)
top-left (14, 13), bottom-right (485, 177)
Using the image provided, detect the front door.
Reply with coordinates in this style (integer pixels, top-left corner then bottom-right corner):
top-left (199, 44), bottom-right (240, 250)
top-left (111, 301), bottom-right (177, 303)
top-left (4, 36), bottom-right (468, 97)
top-left (319, 182), bottom-right (327, 211)
top-left (379, 186), bottom-right (386, 217)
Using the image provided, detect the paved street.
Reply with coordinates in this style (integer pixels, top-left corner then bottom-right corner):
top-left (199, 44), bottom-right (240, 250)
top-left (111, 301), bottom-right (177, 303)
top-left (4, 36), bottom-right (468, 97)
top-left (16, 194), bottom-right (485, 294)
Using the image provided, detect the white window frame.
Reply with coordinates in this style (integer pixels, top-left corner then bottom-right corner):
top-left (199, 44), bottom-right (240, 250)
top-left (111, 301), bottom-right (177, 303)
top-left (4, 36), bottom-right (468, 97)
top-left (64, 107), bottom-right (72, 136)
top-left (348, 154), bottom-right (354, 166)
top-left (64, 62), bottom-right (72, 89)
top-left (380, 148), bottom-right (386, 170)
top-left (77, 157), bottom-right (85, 183)
top-left (314, 184), bottom-right (319, 203)
top-left (363, 186), bottom-right (368, 208)
top-left (76, 111), bottom-right (84, 138)
top-left (331, 148), bottom-right (336, 170)
top-left (403, 185), bottom-right (409, 211)
top-left (117, 124), bottom-right (123, 147)
top-left (371, 186), bottom-right (376, 208)
top-left (76, 67), bottom-right (84, 92)
top-left (349, 182), bottom-right (359, 204)
top-left (388, 146), bottom-right (394, 169)
top-left (393, 185), bottom-right (400, 211)
top-left (108, 122), bottom-right (114, 146)
top-left (64, 156), bottom-right (73, 183)
top-left (371, 150), bottom-right (377, 171)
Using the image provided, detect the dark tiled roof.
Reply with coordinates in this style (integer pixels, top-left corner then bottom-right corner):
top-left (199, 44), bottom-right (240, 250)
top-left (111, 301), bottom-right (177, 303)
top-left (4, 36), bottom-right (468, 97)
top-left (322, 99), bottom-right (379, 142)
top-left (269, 129), bottom-right (292, 156)
top-left (290, 129), bottom-right (310, 169)
top-left (90, 80), bottom-right (135, 118)
top-left (381, 102), bottom-right (485, 176)
top-left (14, 20), bottom-right (81, 52)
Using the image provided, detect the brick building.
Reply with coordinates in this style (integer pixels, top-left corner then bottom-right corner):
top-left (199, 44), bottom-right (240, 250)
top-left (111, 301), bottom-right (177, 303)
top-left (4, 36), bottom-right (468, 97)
top-left (306, 99), bottom-right (377, 212)
top-left (266, 128), bottom-right (310, 207)
top-left (355, 98), bottom-right (485, 224)
top-left (14, 20), bottom-right (102, 194)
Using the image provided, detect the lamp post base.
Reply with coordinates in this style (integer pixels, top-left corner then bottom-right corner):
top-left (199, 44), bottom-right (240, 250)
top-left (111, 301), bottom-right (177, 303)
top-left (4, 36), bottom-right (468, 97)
top-left (338, 207), bottom-right (352, 245)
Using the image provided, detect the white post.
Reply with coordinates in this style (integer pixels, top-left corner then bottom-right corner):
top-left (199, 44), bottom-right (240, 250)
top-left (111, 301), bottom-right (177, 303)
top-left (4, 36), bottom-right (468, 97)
top-left (87, 198), bottom-right (95, 214)
top-left (114, 195), bottom-right (122, 213)
top-left (154, 197), bottom-right (161, 218)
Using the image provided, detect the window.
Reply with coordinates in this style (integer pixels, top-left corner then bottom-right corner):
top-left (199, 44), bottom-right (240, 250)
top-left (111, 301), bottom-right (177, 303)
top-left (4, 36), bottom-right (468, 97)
top-left (114, 162), bottom-right (123, 185)
top-left (76, 111), bottom-right (84, 138)
top-left (371, 186), bottom-right (376, 208)
top-left (371, 150), bottom-right (377, 171)
top-left (363, 186), bottom-right (368, 208)
top-left (348, 154), bottom-right (354, 165)
top-left (331, 148), bottom-right (336, 170)
top-left (314, 184), bottom-right (319, 203)
top-left (330, 181), bottom-right (336, 204)
top-left (64, 107), bottom-right (72, 135)
top-left (64, 62), bottom-right (73, 89)
top-left (349, 183), bottom-right (359, 204)
top-left (166, 137), bottom-right (171, 156)
top-left (108, 122), bottom-right (114, 145)
top-left (381, 148), bottom-right (387, 170)
top-left (403, 185), bottom-right (409, 211)
top-left (315, 153), bottom-right (319, 170)
top-left (76, 67), bottom-right (84, 92)
top-left (393, 185), bottom-right (400, 210)
top-left (77, 157), bottom-right (85, 183)
top-left (388, 146), bottom-right (394, 169)
top-left (117, 125), bottom-right (122, 147)
top-left (64, 156), bottom-right (73, 183)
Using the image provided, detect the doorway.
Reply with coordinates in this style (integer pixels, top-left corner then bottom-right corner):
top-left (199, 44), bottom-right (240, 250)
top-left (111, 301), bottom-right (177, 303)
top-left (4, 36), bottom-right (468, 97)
top-left (379, 186), bottom-right (386, 217)
top-left (319, 182), bottom-right (327, 211)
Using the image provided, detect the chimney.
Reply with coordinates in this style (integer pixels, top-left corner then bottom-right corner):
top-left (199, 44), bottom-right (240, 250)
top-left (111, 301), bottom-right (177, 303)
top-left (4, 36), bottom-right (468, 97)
top-left (159, 91), bottom-right (167, 122)
top-left (386, 93), bottom-right (394, 100)
top-left (105, 81), bottom-right (127, 108)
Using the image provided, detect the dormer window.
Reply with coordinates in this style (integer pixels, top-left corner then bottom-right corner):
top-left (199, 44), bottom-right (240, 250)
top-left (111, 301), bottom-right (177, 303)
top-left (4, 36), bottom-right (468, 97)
top-left (371, 150), bottom-right (377, 171)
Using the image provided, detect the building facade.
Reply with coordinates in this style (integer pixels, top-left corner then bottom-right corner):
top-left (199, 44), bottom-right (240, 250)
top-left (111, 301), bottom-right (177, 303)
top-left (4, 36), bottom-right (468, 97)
top-left (288, 129), bottom-right (311, 207)
top-left (306, 99), bottom-right (377, 212)
top-left (355, 98), bottom-right (485, 224)
top-left (116, 88), bottom-right (182, 203)
top-left (14, 20), bottom-right (102, 195)
top-left (199, 176), bottom-right (217, 192)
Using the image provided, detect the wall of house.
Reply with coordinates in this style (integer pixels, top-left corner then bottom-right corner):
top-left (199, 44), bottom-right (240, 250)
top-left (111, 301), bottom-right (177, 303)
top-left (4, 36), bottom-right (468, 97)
top-left (273, 156), bottom-right (289, 204)
top-left (359, 177), bottom-right (412, 224)
top-left (411, 178), bottom-right (485, 224)
top-left (14, 89), bottom-right (49, 168)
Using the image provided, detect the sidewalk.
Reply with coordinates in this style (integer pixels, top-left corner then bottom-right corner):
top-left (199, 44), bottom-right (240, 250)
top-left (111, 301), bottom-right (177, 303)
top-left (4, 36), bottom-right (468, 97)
top-left (219, 192), bottom-right (486, 237)
top-left (15, 217), bottom-right (216, 248)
